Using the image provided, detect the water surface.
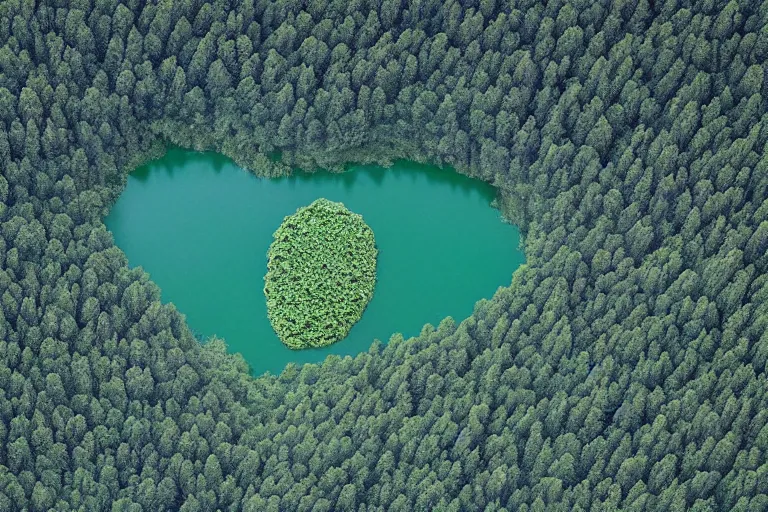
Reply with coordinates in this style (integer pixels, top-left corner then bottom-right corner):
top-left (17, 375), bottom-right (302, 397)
top-left (106, 148), bottom-right (525, 375)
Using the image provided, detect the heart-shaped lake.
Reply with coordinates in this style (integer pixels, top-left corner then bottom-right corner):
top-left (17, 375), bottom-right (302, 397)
top-left (105, 148), bottom-right (525, 375)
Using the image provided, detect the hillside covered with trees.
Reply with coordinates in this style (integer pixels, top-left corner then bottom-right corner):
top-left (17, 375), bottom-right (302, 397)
top-left (1, 0), bottom-right (768, 510)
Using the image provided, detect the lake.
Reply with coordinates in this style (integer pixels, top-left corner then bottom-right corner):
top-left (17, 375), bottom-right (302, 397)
top-left (105, 148), bottom-right (525, 376)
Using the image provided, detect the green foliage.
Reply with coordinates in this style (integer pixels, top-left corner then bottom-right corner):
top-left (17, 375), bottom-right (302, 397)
top-left (264, 199), bottom-right (377, 349)
top-left (0, 0), bottom-right (767, 510)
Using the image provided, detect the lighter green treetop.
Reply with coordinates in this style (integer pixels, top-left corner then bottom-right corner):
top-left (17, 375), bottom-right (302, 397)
top-left (264, 198), bottom-right (377, 349)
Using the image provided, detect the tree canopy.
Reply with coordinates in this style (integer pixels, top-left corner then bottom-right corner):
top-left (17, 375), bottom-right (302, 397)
top-left (265, 198), bottom-right (377, 349)
top-left (0, 0), bottom-right (767, 510)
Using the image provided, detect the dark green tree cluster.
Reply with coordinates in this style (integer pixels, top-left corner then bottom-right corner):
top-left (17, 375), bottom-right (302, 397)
top-left (265, 198), bottom-right (377, 349)
top-left (1, 0), bottom-right (768, 510)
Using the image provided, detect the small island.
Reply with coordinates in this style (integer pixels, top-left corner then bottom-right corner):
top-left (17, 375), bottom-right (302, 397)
top-left (264, 198), bottom-right (378, 349)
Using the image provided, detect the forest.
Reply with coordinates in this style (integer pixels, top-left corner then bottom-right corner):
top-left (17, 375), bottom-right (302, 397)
top-left (0, 0), bottom-right (767, 510)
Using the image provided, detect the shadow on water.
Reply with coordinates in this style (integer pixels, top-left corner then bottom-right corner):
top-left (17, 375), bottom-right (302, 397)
top-left (107, 148), bottom-right (524, 376)
top-left (135, 148), bottom-right (232, 182)
top-left (131, 164), bottom-right (153, 183)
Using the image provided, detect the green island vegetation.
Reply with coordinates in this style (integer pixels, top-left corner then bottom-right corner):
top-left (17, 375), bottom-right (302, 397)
top-left (1, 0), bottom-right (768, 510)
top-left (265, 198), bottom-right (377, 349)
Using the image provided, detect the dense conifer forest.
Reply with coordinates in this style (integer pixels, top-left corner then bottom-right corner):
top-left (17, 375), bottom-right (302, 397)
top-left (1, 0), bottom-right (767, 510)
